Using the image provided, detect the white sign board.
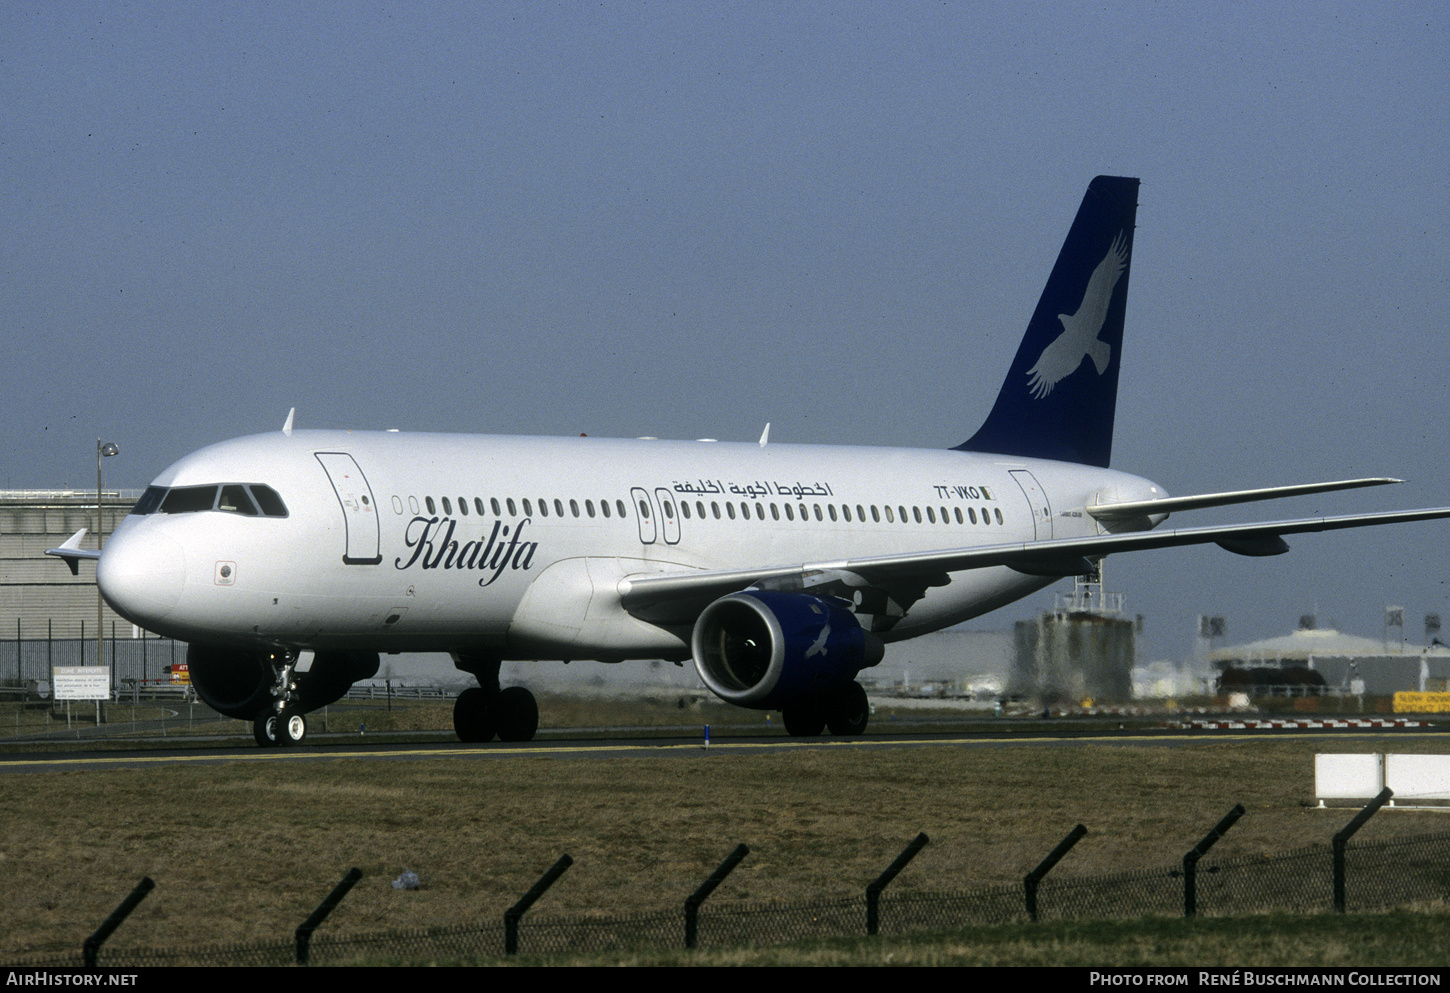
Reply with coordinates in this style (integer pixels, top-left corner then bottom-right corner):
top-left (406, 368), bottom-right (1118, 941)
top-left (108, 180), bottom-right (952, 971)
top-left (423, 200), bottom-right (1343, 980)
top-left (1316, 753), bottom-right (1450, 806)
top-left (1385, 754), bottom-right (1450, 802)
top-left (52, 666), bottom-right (111, 701)
top-left (1314, 753), bottom-right (1383, 800)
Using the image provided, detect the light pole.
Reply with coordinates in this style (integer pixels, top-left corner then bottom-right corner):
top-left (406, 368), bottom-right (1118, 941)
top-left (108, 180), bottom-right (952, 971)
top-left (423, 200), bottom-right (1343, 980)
top-left (96, 440), bottom-right (119, 677)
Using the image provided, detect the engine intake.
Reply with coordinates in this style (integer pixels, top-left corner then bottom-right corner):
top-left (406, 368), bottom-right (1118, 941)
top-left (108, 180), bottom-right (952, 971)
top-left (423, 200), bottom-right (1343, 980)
top-left (691, 590), bottom-right (883, 710)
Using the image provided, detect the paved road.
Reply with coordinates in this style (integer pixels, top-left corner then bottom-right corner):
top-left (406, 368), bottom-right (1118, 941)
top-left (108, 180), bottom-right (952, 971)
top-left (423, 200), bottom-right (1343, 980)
top-left (1, 720), bottom-right (1443, 774)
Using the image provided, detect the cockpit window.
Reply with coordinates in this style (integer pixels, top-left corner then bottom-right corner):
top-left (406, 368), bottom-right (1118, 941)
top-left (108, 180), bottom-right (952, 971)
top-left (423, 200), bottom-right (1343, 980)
top-left (131, 486), bottom-right (167, 515)
top-left (139, 483), bottom-right (290, 518)
top-left (218, 485), bottom-right (259, 516)
top-left (249, 485), bottom-right (288, 517)
top-left (160, 486), bottom-right (219, 514)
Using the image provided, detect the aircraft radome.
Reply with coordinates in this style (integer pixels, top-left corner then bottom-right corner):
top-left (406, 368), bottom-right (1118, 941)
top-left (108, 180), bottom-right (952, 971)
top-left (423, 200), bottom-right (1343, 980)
top-left (48, 176), bottom-right (1450, 747)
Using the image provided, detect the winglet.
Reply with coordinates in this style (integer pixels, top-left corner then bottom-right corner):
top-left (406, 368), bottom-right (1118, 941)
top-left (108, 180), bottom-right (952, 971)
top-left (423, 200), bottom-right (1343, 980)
top-left (45, 528), bottom-right (99, 577)
top-left (282, 408), bottom-right (295, 436)
top-left (759, 423), bottom-right (771, 448)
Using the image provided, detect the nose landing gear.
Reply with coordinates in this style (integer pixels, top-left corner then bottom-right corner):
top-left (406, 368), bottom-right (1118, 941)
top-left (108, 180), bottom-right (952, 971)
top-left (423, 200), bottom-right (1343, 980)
top-left (252, 651), bottom-right (308, 747)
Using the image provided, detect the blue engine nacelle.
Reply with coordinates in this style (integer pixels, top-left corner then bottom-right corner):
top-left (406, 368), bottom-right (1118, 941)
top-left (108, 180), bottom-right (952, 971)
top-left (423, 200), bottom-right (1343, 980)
top-left (690, 590), bottom-right (885, 710)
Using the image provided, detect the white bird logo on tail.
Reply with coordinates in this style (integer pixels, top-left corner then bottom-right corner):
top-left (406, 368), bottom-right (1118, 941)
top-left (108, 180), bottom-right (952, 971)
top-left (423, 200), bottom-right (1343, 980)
top-left (1025, 230), bottom-right (1129, 399)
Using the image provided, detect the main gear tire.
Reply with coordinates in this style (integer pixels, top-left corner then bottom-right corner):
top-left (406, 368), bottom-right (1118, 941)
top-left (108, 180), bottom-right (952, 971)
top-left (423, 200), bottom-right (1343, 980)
top-left (453, 687), bottom-right (497, 743)
top-left (825, 681), bottom-right (870, 736)
top-left (782, 706), bottom-right (826, 737)
top-left (495, 686), bottom-right (539, 742)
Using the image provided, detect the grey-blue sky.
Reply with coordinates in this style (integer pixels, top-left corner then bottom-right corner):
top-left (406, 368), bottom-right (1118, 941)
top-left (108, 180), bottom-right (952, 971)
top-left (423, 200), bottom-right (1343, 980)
top-left (4, 2), bottom-right (1446, 662)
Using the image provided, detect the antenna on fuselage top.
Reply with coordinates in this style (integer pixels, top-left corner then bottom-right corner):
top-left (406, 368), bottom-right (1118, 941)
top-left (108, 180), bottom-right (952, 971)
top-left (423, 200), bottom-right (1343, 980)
top-left (758, 423), bottom-right (770, 448)
top-left (282, 408), bottom-right (295, 437)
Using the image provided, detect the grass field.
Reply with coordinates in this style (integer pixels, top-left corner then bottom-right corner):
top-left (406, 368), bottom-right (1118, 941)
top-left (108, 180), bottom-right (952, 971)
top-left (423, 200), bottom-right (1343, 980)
top-left (1, 695), bottom-right (1447, 965)
top-left (496, 910), bottom-right (1450, 967)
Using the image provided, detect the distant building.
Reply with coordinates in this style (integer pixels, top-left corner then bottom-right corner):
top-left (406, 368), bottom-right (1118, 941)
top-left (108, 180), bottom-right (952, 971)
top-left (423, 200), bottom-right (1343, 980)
top-left (0, 489), bottom-right (137, 640)
top-left (1011, 586), bottom-right (1138, 704)
top-left (1207, 626), bottom-right (1450, 696)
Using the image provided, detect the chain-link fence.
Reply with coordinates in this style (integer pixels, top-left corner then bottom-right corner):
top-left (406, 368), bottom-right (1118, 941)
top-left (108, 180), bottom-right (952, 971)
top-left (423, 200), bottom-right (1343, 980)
top-left (12, 829), bottom-right (1449, 967)
top-left (0, 636), bottom-right (187, 693)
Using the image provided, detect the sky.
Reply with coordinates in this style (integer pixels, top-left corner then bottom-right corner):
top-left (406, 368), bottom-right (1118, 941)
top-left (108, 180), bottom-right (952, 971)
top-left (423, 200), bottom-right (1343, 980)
top-left (3, 2), bottom-right (1447, 664)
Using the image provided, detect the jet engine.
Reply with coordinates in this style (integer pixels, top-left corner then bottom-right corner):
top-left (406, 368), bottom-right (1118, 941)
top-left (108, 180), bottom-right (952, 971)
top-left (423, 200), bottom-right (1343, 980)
top-left (690, 590), bottom-right (884, 711)
top-left (185, 644), bottom-right (379, 719)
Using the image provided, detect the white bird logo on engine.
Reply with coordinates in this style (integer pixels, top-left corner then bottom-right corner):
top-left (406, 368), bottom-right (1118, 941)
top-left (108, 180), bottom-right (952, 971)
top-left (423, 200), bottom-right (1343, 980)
top-left (805, 623), bottom-right (830, 658)
top-left (1025, 230), bottom-right (1128, 399)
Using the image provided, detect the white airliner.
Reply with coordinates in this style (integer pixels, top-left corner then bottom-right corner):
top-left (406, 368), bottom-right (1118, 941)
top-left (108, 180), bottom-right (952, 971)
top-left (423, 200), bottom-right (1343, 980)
top-left (48, 176), bottom-right (1450, 747)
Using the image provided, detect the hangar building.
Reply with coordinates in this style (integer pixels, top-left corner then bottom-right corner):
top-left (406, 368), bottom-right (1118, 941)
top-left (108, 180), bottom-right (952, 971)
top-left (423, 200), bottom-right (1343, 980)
top-left (1207, 625), bottom-right (1450, 697)
top-left (0, 489), bottom-right (138, 641)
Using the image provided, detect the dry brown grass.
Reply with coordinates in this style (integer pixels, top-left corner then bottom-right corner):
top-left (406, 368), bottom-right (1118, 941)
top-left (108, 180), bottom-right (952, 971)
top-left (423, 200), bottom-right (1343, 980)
top-left (1, 726), bottom-right (1447, 956)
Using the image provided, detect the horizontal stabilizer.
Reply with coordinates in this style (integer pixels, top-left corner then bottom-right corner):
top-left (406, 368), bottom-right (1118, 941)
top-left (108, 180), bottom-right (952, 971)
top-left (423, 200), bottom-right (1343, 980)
top-left (45, 529), bottom-right (99, 576)
top-left (1086, 477), bottom-right (1402, 523)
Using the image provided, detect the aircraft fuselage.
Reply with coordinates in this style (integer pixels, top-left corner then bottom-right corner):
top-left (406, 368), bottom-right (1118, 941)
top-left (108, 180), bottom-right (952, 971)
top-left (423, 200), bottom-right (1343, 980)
top-left (97, 429), bottom-right (1164, 660)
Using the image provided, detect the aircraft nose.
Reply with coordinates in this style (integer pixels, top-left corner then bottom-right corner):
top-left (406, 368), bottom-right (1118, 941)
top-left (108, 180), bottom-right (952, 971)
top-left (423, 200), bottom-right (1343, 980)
top-left (97, 525), bottom-right (186, 626)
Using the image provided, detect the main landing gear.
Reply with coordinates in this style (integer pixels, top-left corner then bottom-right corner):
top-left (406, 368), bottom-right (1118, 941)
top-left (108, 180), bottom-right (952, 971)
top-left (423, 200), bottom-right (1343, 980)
top-left (453, 686), bottom-right (538, 743)
top-left (451, 653), bottom-right (538, 743)
top-left (781, 681), bottom-right (870, 737)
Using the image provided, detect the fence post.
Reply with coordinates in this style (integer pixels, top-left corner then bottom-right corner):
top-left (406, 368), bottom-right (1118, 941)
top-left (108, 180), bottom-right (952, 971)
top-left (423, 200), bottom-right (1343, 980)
top-left (83, 877), bottom-right (154, 967)
top-left (1024, 824), bottom-right (1088, 922)
top-left (684, 843), bottom-right (749, 949)
top-left (1334, 787), bottom-right (1393, 913)
top-left (505, 854), bottom-right (573, 956)
top-left (866, 832), bottom-right (929, 936)
top-left (295, 867), bottom-right (362, 965)
top-left (1183, 804), bottom-right (1245, 918)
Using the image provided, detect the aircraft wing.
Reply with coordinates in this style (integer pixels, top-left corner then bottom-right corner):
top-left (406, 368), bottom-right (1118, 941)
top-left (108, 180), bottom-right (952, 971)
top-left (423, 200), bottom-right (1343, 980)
top-left (619, 506), bottom-right (1450, 625)
top-left (1086, 477), bottom-right (1402, 525)
top-left (44, 529), bottom-right (99, 577)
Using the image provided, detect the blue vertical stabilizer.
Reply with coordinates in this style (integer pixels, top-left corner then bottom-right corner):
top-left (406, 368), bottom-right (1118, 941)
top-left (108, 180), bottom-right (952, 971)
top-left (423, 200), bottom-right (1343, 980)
top-left (955, 175), bottom-right (1139, 467)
